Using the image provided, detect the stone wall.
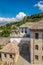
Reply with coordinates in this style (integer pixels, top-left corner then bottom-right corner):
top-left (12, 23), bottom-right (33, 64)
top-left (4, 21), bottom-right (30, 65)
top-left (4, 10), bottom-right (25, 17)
top-left (1, 52), bottom-right (19, 65)
top-left (30, 31), bottom-right (43, 65)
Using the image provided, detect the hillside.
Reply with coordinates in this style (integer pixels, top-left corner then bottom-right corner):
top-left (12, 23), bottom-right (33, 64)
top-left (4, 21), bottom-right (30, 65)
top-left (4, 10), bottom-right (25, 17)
top-left (0, 13), bottom-right (43, 37)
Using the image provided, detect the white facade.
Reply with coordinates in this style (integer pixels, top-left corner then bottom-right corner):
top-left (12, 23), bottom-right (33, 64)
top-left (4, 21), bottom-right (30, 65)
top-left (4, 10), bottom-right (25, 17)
top-left (10, 37), bottom-right (30, 43)
top-left (19, 27), bottom-right (30, 35)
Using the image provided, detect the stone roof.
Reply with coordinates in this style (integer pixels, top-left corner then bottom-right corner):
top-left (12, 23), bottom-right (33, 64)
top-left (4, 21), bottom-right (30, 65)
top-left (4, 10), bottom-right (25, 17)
top-left (1, 40), bottom-right (19, 54)
top-left (0, 37), bottom-right (10, 45)
top-left (20, 19), bottom-right (43, 30)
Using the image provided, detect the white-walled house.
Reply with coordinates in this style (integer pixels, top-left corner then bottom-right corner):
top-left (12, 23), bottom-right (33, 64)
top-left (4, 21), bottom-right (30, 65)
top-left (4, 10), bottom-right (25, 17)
top-left (10, 24), bottom-right (30, 38)
top-left (19, 27), bottom-right (30, 37)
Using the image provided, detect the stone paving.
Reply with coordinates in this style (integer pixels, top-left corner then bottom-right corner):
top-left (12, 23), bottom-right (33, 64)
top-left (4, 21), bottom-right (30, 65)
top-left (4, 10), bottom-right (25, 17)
top-left (16, 55), bottom-right (31, 65)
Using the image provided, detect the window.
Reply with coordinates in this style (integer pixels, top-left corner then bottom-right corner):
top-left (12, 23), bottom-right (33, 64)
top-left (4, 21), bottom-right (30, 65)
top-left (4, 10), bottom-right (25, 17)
top-left (0, 54), bottom-right (1, 58)
top-left (35, 45), bottom-right (38, 50)
top-left (4, 54), bottom-right (7, 57)
top-left (42, 46), bottom-right (43, 50)
top-left (22, 28), bottom-right (23, 33)
top-left (42, 56), bottom-right (43, 60)
top-left (8, 41), bottom-right (10, 43)
top-left (35, 55), bottom-right (38, 60)
top-left (35, 33), bottom-right (39, 39)
top-left (10, 54), bottom-right (12, 58)
top-left (25, 28), bottom-right (27, 33)
top-left (42, 33), bottom-right (43, 39)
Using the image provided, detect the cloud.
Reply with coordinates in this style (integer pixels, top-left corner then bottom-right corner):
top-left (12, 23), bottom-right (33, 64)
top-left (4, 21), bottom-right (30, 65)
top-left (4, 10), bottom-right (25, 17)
top-left (34, 1), bottom-right (43, 12)
top-left (0, 12), bottom-right (26, 23)
top-left (16, 12), bottom-right (26, 21)
top-left (0, 17), bottom-right (16, 22)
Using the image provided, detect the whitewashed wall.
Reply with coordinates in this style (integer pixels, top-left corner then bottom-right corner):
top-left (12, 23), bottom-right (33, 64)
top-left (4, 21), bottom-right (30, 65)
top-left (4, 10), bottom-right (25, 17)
top-left (19, 27), bottom-right (30, 34)
top-left (10, 37), bottom-right (30, 43)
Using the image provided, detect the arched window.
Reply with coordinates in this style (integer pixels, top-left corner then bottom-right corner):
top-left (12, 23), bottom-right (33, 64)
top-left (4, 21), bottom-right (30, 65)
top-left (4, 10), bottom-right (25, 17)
top-left (35, 55), bottom-right (38, 60)
top-left (35, 45), bottom-right (38, 50)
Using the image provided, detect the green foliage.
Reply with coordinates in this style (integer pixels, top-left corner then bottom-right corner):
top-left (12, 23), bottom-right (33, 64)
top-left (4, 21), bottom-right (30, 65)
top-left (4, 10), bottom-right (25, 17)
top-left (0, 13), bottom-right (43, 37)
top-left (0, 45), bottom-right (2, 50)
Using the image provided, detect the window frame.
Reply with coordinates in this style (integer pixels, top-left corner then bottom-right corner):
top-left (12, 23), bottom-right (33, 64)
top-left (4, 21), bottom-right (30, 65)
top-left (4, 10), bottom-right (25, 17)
top-left (42, 33), bottom-right (43, 39)
top-left (35, 33), bottom-right (39, 39)
top-left (4, 54), bottom-right (7, 57)
top-left (22, 28), bottom-right (23, 33)
top-left (25, 28), bottom-right (27, 33)
top-left (42, 56), bottom-right (43, 60)
top-left (10, 54), bottom-right (12, 58)
top-left (0, 53), bottom-right (1, 58)
top-left (35, 45), bottom-right (38, 50)
top-left (35, 55), bottom-right (38, 60)
top-left (42, 46), bottom-right (43, 50)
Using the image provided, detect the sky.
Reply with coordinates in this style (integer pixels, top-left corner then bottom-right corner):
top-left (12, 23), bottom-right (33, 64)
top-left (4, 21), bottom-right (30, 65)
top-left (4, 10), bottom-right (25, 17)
top-left (0, 0), bottom-right (43, 23)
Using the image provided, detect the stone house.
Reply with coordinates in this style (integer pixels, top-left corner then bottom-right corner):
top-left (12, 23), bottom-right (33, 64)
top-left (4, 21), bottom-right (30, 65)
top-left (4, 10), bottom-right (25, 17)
top-left (0, 40), bottom-right (19, 65)
top-left (0, 37), bottom-right (10, 50)
top-left (0, 37), bottom-right (10, 45)
top-left (19, 19), bottom-right (43, 65)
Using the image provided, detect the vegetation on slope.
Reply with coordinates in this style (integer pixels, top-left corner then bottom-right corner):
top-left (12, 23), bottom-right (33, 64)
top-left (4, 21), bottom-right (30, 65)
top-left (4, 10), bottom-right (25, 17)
top-left (0, 13), bottom-right (43, 37)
